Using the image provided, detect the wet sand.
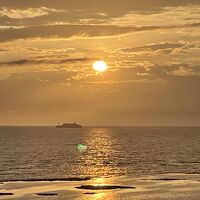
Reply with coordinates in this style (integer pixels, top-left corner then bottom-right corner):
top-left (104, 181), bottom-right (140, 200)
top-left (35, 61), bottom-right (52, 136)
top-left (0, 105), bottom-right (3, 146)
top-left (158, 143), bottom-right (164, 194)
top-left (0, 173), bottom-right (199, 200)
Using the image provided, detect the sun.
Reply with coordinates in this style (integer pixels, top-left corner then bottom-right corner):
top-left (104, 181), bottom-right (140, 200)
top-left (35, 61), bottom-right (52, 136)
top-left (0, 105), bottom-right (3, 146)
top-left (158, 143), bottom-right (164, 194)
top-left (92, 60), bottom-right (108, 72)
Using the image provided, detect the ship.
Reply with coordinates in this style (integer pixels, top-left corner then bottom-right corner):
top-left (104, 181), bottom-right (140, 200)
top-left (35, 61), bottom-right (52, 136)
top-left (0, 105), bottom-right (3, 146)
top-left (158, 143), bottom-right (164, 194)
top-left (56, 122), bottom-right (82, 128)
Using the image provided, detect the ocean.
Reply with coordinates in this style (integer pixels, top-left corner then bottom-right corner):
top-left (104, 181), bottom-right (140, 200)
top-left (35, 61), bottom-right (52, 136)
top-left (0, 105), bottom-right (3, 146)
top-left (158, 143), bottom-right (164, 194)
top-left (0, 126), bottom-right (199, 182)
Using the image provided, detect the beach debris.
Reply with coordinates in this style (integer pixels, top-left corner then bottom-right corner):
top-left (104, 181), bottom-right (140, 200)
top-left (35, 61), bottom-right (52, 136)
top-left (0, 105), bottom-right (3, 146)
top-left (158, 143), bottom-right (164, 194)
top-left (0, 192), bottom-right (14, 196)
top-left (36, 193), bottom-right (58, 196)
top-left (77, 144), bottom-right (87, 153)
top-left (83, 192), bottom-right (96, 195)
top-left (76, 185), bottom-right (135, 190)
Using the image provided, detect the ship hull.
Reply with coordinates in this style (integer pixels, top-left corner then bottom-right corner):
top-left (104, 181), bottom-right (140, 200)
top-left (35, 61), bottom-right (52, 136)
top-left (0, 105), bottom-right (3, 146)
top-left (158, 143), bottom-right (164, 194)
top-left (56, 123), bottom-right (82, 128)
top-left (56, 126), bottom-right (82, 128)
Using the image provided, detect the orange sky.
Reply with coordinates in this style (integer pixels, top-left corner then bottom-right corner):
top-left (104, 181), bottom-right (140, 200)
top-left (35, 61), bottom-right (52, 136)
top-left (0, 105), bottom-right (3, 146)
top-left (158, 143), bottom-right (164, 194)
top-left (0, 0), bottom-right (200, 126)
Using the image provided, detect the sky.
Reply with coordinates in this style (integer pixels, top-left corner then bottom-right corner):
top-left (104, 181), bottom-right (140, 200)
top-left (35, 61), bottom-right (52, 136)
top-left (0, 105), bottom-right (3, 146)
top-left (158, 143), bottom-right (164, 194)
top-left (0, 0), bottom-right (200, 126)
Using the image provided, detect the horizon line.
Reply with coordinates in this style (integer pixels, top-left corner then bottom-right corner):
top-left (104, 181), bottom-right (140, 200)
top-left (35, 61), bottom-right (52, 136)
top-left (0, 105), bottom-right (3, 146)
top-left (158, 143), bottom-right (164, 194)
top-left (0, 124), bottom-right (199, 128)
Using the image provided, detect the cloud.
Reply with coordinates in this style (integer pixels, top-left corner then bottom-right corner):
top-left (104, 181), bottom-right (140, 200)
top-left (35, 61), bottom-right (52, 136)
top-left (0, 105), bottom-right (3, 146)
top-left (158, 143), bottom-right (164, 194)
top-left (109, 5), bottom-right (200, 27)
top-left (69, 63), bottom-right (200, 88)
top-left (0, 23), bottom-right (199, 42)
top-left (115, 42), bottom-right (185, 54)
top-left (107, 41), bottom-right (200, 59)
top-left (0, 2), bottom-right (199, 32)
top-left (0, 24), bottom-right (133, 42)
top-left (144, 64), bottom-right (200, 79)
top-left (0, 57), bottom-right (96, 67)
top-left (0, 0), bottom-right (199, 16)
top-left (169, 66), bottom-right (200, 76)
top-left (0, 25), bottom-right (25, 30)
top-left (0, 7), bottom-right (63, 19)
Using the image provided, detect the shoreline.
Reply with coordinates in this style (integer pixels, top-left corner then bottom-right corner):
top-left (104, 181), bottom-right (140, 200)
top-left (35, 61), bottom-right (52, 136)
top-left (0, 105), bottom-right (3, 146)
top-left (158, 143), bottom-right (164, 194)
top-left (0, 173), bottom-right (200, 200)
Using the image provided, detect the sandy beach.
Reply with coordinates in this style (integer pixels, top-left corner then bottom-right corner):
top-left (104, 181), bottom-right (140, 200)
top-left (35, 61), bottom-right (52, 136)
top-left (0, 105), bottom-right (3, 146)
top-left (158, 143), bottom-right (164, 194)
top-left (0, 173), bottom-right (200, 200)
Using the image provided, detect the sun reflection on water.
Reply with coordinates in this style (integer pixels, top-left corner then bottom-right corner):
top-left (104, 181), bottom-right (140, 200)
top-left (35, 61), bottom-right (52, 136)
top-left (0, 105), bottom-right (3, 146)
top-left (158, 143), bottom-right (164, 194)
top-left (79, 192), bottom-right (118, 200)
top-left (75, 128), bottom-right (126, 177)
top-left (92, 192), bottom-right (115, 200)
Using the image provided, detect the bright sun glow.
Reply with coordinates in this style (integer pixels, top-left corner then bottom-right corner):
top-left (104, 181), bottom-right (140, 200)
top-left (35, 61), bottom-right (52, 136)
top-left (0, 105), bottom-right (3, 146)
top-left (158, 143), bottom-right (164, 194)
top-left (93, 60), bottom-right (108, 72)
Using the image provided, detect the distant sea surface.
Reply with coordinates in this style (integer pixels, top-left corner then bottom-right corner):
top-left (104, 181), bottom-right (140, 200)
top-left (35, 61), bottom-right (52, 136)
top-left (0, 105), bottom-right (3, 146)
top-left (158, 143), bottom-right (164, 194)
top-left (0, 126), bottom-right (199, 181)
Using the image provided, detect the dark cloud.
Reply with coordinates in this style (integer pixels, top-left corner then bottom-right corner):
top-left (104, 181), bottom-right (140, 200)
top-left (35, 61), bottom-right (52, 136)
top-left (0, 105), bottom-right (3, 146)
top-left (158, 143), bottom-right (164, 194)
top-left (0, 24), bottom-right (132, 42)
top-left (0, 23), bottom-right (199, 42)
top-left (121, 43), bottom-right (184, 52)
top-left (0, 57), bottom-right (96, 66)
top-left (0, 1), bottom-right (199, 30)
top-left (0, 0), bottom-right (199, 14)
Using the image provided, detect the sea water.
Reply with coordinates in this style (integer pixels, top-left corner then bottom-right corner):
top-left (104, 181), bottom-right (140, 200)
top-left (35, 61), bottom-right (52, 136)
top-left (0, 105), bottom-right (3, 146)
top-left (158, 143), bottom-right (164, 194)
top-left (0, 126), bottom-right (199, 181)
